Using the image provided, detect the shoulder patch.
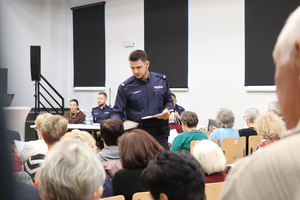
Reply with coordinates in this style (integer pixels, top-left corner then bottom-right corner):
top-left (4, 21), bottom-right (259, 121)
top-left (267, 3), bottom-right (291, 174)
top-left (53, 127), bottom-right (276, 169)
top-left (121, 76), bottom-right (134, 87)
top-left (154, 72), bottom-right (166, 80)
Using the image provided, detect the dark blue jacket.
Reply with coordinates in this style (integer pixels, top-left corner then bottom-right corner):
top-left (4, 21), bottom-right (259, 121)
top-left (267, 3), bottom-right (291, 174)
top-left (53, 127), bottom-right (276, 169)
top-left (91, 105), bottom-right (113, 123)
top-left (112, 72), bottom-right (173, 127)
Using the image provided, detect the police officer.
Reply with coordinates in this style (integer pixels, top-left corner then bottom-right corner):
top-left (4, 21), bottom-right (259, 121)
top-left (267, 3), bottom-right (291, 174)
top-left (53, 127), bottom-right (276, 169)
top-left (91, 92), bottom-right (112, 123)
top-left (111, 50), bottom-right (173, 150)
top-left (171, 93), bottom-right (185, 124)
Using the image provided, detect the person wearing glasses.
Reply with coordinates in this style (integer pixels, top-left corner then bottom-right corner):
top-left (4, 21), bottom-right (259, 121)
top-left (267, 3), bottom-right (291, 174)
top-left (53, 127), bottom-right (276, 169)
top-left (18, 113), bottom-right (51, 164)
top-left (239, 108), bottom-right (260, 155)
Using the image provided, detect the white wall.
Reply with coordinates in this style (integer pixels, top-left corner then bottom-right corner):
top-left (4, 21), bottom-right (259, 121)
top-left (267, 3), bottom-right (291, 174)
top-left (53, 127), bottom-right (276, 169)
top-left (0, 0), bottom-right (278, 128)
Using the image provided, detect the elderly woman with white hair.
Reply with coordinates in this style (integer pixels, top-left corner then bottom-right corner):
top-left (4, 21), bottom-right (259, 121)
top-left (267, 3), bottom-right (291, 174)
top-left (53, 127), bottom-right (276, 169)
top-left (254, 112), bottom-right (286, 152)
top-left (192, 140), bottom-right (227, 183)
top-left (209, 108), bottom-right (239, 146)
top-left (39, 139), bottom-right (106, 200)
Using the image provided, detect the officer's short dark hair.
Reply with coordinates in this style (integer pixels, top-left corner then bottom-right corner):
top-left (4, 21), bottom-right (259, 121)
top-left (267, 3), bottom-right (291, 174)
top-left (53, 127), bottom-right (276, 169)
top-left (119, 129), bottom-right (164, 169)
top-left (100, 119), bottom-right (124, 146)
top-left (141, 150), bottom-right (206, 200)
top-left (98, 92), bottom-right (107, 98)
top-left (180, 111), bottom-right (199, 128)
top-left (129, 50), bottom-right (148, 62)
top-left (171, 93), bottom-right (176, 99)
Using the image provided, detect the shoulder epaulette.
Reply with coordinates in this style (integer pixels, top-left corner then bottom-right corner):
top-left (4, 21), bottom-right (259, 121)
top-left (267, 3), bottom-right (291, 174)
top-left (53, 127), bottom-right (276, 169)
top-left (121, 76), bottom-right (134, 87)
top-left (154, 72), bottom-right (166, 79)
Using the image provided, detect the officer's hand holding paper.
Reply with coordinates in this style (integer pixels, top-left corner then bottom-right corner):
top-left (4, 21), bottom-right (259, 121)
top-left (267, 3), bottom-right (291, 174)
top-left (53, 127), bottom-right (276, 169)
top-left (141, 109), bottom-right (173, 120)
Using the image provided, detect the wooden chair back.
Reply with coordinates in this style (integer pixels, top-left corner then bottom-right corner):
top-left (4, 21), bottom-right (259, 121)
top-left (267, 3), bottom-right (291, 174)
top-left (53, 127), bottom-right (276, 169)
top-left (248, 135), bottom-right (262, 155)
top-left (132, 191), bottom-right (152, 200)
top-left (100, 195), bottom-right (125, 200)
top-left (34, 171), bottom-right (40, 183)
top-left (205, 182), bottom-right (225, 200)
top-left (220, 137), bottom-right (246, 165)
top-left (190, 139), bottom-right (218, 154)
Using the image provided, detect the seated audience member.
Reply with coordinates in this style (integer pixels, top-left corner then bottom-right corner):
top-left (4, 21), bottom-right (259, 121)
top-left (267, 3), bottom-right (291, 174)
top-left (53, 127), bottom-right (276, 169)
top-left (112, 129), bottom-right (165, 200)
top-left (171, 111), bottom-right (208, 152)
top-left (97, 119), bottom-right (124, 162)
top-left (39, 139), bottom-right (106, 200)
top-left (24, 115), bottom-right (68, 181)
top-left (63, 99), bottom-right (85, 124)
top-left (239, 108), bottom-right (260, 155)
top-left (268, 101), bottom-right (284, 119)
top-left (192, 140), bottom-right (227, 183)
top-left (219, 7), bottom-right (300, 199)
top-left (141, 150), bottom-right (206, 200)
top-left (209, 108), bottom-right (239, 146)
top-left (169, 93), bottom-right (185, 124)
top-left (60, 130), bottom-right (113, 198)
top-left (19, 113), bottom-right (51, 164)
top-left (254, 112), bottom-right (286, 152)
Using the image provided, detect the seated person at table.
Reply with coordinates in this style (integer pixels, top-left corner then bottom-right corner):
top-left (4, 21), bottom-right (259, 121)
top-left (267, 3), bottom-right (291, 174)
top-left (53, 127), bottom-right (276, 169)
top-left (39, 139), bottom-right (106, 200)
top-left (171, 111), bottom-right (208, 152)
top-left (254, 112), bottom-right (286, 152)
top-left (92, 92), bottom-right (113, 124)
top-left (112, 129), bottom-right (165, 200)
top-left (24, 115), bottom-right (68, 181)
top-left (63, 99), bottom-right (85, 124)
top-left (192, 140), bottom-right (227, 183)
top-left (60, 130), bottom-right (113, 198)
top-left (97, 119), bottom-right (124, 162)
top-left (239, 108), bottom-right (260, 155)
top-left (19, 113), bottom-right (51, 164)
top-left (209, 108), bottom-right (239, 146)
top-left (141, 150), bottom-right (206, 200)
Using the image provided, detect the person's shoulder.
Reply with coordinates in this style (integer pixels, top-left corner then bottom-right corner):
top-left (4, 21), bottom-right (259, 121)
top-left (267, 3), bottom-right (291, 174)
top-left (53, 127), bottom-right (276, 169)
top-left (176, 104), bottom-right (185, 110)
top-left (120, 75), bottom-right (135, 87)
top-left (92, 106), bottom-right (99, 111)
top-left (151, 72), bottom-right (167, 80)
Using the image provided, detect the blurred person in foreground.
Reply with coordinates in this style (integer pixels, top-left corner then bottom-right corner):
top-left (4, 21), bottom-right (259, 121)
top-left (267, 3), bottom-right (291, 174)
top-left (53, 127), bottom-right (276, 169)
top-left (219, 6), bottom-right (300, 199)
top-left (141, 150), bottom-right (206, 200)
top-left (39, 139), bottom-right (106, 200)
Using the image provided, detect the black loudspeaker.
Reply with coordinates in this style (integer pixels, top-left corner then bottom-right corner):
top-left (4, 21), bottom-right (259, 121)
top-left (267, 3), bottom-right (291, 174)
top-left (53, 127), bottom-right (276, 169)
top-left (30, 46), bottom-right (41, 81)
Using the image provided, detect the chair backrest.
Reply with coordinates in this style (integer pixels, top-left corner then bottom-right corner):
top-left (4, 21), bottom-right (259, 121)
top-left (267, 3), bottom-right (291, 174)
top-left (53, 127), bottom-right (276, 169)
top-left (204, 131), bottom-right (211, 138)
top-left (220, 137), bottom-right (246, 165)
top-left (248, 135), bottom-right (262, 155)
top-left (132, 191), bottom-right (152, 200)
top-left (35, 171), bottom-right (40, 183)
top-left (205, 182), bottom-right (225, 200)
top-left (190, 139), bottom-right (218, 154)
top-left (100, 195), bottom-right (125, 200)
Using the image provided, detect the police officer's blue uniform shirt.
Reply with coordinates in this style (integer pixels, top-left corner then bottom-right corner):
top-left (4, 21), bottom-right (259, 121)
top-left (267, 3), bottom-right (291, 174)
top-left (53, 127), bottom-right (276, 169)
top-left (174, 104), bottom-right (185, 115)
top-left (91, 105), bottom-right (113, 123)
top-left (112, 72), bottom-right (173, 127)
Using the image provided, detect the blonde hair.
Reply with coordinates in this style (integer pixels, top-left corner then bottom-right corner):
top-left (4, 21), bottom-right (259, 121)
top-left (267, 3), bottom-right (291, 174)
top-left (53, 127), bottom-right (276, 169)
top-left (192, 140), bottom-right (226, 175)
top-left (35, 113), bottom-right (52, 129)
top-left (254, 112), bottom-right (286, 138)
top-left (61, 130), bottom-right (97, 152)
top-left (41, 115), bottom-right (68, 145)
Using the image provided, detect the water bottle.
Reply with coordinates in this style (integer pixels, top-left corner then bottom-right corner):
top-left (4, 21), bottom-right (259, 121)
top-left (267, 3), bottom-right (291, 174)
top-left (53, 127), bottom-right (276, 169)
top-left (85, 113), bottom-right (92, 125)
top-left (89, 113), bottom-right (93, 125)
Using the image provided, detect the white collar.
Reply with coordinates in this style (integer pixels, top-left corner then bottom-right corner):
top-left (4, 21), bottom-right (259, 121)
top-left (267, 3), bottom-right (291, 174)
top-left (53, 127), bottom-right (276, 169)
top-left (289, 119), bottom-right (300, 134)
